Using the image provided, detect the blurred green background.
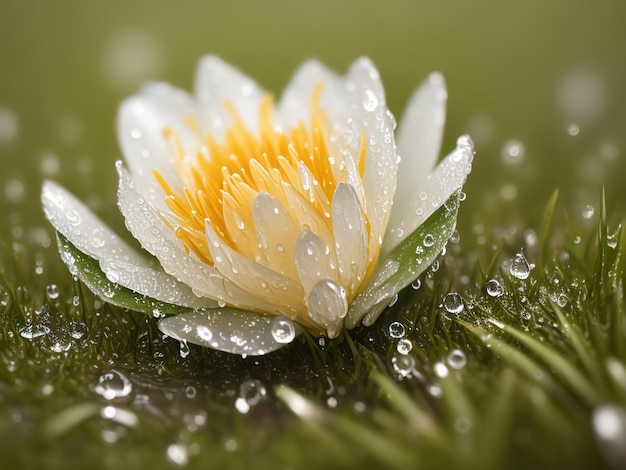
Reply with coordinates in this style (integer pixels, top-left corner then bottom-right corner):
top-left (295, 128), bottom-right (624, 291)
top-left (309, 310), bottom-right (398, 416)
top-left (2, 1), bottom-right (626, 467)
top-left (1, 0), bottom-right (625, 244)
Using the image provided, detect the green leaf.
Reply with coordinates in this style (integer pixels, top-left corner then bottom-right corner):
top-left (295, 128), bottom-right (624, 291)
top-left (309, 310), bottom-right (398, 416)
top-left (539, 189), bottom-right (559, 266)
top-left (346, 192), bottom-right (459, 328)
top-left (57, 233), bottom-right (189, 316)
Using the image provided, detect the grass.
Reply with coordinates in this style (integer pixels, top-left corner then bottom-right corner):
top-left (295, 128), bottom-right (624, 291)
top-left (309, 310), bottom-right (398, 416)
top-left (0, 191), bottom-right (624, 469)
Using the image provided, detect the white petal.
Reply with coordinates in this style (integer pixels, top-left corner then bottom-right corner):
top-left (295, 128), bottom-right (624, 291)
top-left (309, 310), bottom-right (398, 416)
top-left (42, 180), bottom-right (209, 308)
top-left (205, 223), bottom-right (305, 317)
top-left (307, 280), bottom-right (348, 338)
top-left (42, 180), bottom-right (147, 267)
top-left (252, 192), bottom-right (300, 279)
top-left (345, 58), bottom-right (398, 255)
top-left (118, 83), bottom-right (198, 187)
top-left (391, 72), bottom-right (447, 230)
top-left (332, 183), bottom-right (368, 297)
top-left (294, 230), bottom-right (338, 296)
top-left (281, 183), bottom-right (334, 248)
top-left (194, 55), bottom-right (264, 133)
top-left (116, 163), bottom-right (221, 302)
top-left (158, 308), bottom-right (301, 356)
top-left (277, 59), bottom-right (339, 125)
top-left (383, 135), bottom-right (474, 252)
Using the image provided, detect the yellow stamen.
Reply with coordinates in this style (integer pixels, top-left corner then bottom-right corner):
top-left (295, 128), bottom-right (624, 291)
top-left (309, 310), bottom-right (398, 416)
top-left (154, 84), bottom-right (375, 301)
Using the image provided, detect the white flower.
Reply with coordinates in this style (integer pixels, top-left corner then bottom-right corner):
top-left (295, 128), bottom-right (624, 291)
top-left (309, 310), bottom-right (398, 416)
top-left (42, 56), bottom-right (473, 356)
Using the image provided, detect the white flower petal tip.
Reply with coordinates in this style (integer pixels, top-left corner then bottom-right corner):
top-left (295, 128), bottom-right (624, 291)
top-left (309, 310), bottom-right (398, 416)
top-left (158, 309), bottom-right (301, 356)
top-left (384, 134), bottom-right (474, 253)
top-left (44, 55), bottom-right (476, 354)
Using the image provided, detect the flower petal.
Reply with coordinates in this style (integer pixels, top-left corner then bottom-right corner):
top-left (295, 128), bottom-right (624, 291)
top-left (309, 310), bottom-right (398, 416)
top-left (42, 180), bottom-right (206, 308)
top-left (345, 58), bottom-right (398, 263)
top-left (158, 308), bottom-right (301, 356)
top-left (194, 55), bottom-right (264, 133)
top-left (346, 191), bottom-right (460, 328)
top-left (116, 163), bottom-right (223, 301)
top-left (390, 72), bottom-right (447, 230)
top-left (205, 222), bottom-right (306, 319)
top-left (118, 82), bottom-right (199, 189)
top-left (56, 233), bottom-right (189, 316)
top-left (332, 183), bottom-right (368, 298)
top-left (278, 59), bottom-right (339, 125)
top-left (252, 192), bottom-right (300, 279)
top-left (383, 135), bottom-right (474, 253)
top-left (294, 230), bottom-right (338, 296)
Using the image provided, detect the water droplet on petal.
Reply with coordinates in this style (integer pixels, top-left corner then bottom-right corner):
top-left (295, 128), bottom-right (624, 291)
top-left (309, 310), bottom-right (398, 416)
top-left (270, 316), bottom-right (296, 344)
top-left (363, 89), bottom-right (379, 112)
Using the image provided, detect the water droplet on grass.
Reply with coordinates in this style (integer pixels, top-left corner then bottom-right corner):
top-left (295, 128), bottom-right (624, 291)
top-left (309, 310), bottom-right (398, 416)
top-left (388, 321), bottom-right (405, 338)
top-left (486, 279), bottom-right (504, 297)
top-left (19, 324), bottom-right (50, 339)
top-left (447, 349), bottom-right (467, 369)
top-left (443, 293), bottom-right (464, 314)
top-left (396, 338), bottom-right (413, 355)
top-left (93, 370), bottom-right (132, 400)
top-left (510, 253), bottom-right (531, 280)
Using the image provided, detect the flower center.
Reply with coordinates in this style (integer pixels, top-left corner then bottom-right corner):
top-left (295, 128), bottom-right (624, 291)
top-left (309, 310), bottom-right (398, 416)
top-left (153, 85), bottom-right (377, 324)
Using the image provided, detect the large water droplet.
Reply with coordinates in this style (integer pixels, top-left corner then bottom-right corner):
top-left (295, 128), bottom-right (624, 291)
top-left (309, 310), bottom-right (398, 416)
top-left (392, 354), bottom-right (415, 378)
top-left (19, 324), bottom-right (51, 339)
top-left (447, 349), bottom-right (467, 370)
top-left (93, 370), bottom-right (133, 400)
top-left (388, 321), bottom-right (405, 339)
top-left (443, 293), bottom-right (464, 314)
top-left (396, 338), bottom-right (413, 355)
top-left (486, 279), bottom-right (504, 297)
top-left (510, 253), bottom-right (531, 280)
top-left (270, 316), bottom-right (296, 344)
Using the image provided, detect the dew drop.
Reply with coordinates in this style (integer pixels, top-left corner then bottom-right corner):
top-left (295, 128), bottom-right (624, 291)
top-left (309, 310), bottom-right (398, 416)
top-left (433, 361), bottom-right (449, 378)
top-left (447, 349), bottom-right (467, 370)
top-left (388, 321), bottom-right (406, 338)
top-left (392, 354), bottom-right (415, 378)
top-left (396, 338), bottom-right (413, 355)
top-left (19, 324), bottom-right (50, 339)
top-left (46, 284), bottom-right (59, 300)
top-left (443, 293), bottom-right (464, 314)
top-left (486, 279), bottom-right (504, 297)
top-left (92, 370), bottom-right (133, 400)
top-left (363, 89), bottom-right (379, 112)
top-left (423, 234), bottom-right (435, 247)
top-left (239, 379), bottom-right (266, 407)
top-left (510, 253), bottom-right (531, 280)
top-left (270, 316), bottom-right (296, 344)
top-left (130, 128), bottom-right (142, 139)
top-left (582, 205), bottom-right (595, 219)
